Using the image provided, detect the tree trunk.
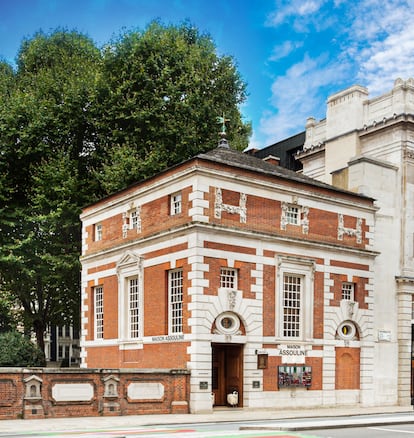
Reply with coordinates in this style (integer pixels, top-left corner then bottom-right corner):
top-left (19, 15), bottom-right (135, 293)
top-left (33, 320), bottom-right (46, 366)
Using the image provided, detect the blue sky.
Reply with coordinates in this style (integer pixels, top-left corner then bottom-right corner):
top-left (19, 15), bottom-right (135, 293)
top-left (0, 0), bottom-right (413, 149)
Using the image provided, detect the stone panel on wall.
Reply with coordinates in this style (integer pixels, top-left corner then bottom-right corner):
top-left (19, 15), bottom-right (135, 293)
top-left (0, 368), bottom-right (190, 420)
top-left (52, 382), bottom-right (94, 402)
top-left (127, 382), bottom-right (164, 401)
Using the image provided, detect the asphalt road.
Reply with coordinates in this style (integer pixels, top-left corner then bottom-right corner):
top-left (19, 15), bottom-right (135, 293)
top-left (1, 412), bottom-right (414, 438)
top-left (297, 423), bottom-right (414, 437)
top-left (3, 426), bottom-right (414, 438)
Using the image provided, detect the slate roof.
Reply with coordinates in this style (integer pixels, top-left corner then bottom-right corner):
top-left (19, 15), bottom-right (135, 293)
top-left (197, 144), bottom-right (373, 200)
top-left (83, 142), bottom-right (373, 210)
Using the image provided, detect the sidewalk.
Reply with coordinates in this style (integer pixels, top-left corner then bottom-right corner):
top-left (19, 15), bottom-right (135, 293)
top-left (0, 405), bottom-right (413, 434)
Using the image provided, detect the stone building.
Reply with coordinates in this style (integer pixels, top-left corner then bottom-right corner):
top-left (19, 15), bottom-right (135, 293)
top-left (80, 138), bottom-right (377, 413)
top-left (295, 78), bottom-right (414, 406)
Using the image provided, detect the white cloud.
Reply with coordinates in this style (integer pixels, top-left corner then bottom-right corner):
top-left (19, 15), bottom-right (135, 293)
top-left (259, 53), bottom-right (350, 144)
top-left (266, 0), bottom-right (336, 33)
top-left (257, 0), bottom-right (414, 147)
top-left (267, 0), bottom-right (325, 26)
top-left (269, 40), bottom-right (303, 61)
top-left (347, 0), bottom-right (414, 95)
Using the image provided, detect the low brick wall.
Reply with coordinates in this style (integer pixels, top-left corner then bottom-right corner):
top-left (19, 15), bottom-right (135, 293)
top-left (0, 367), bottom-right (190, 420)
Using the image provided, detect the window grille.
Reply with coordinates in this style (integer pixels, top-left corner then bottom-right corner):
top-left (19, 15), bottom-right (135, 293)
top-left (342, 282), bottom-right (354, 301)
top-left (220, 268), bottom-right (237, 289)
top-left (286, 206), bottom-right (299, 225)
top-left (169, 269), bottom-right (183, 334)
top-left (94, 286), bottom-right (104, 339)
top-left (95, 223), bottom-right (102, 241)
top-left (130, 210), bottom-right (139, 229)
top-left (171, 193), bottom-right (182, 215)
top-left (129, 277), bottom-right (140, 338)
top-left (283, 275), bottom-right (301, 337)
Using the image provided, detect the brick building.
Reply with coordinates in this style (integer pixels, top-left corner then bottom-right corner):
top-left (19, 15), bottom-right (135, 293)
top-left (80, 138), bottom-right (377, 413)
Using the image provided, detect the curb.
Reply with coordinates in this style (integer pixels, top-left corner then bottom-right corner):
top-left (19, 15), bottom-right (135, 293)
top-left (240, 415), bottom-right (414, 431)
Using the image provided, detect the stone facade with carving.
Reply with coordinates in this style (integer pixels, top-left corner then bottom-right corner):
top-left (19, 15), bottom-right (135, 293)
top-left (80, 143), bottom-right (378, 414)
top-left (296, 78), bottom-right (414, 407)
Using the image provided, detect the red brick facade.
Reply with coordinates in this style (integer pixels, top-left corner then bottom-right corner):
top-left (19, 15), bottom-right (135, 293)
top-left (0, 368), bottom-right (190, 420)
top-left (80, 146), bottom-right (376, 413)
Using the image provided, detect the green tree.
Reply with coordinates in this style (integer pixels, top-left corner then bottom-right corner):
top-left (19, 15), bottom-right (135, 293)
top-left (0, 287), bottom-right (18, 333)
top-left (0, 30), bottom-right (101, 351)
top-left (2, 152), bottom-right (82, 352)
top-left (95, 21), bottom-right (250, 192)
top-left (0, 23), bottom-right (250, 353)
top-left (0, 331), bottom-right (44, 367)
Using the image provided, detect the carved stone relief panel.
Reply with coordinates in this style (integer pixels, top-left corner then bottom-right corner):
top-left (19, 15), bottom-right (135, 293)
top-left (338, 214), bottom-right (362, 244)
top-left (214, 188), bottom-right (247, 223)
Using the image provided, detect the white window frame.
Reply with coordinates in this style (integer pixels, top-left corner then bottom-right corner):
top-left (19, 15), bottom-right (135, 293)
top-left (281, 202), bottom-right (309, 234)
top-left (168, 269), bottom-right (183, 334)
top-left (58, 325), bottom-right (71, 338)
top-left (215, 312), bottom-right (241, 335)
top-left (170, 192), bottom-right (182, 215)
top-left (128, 276), bottom-right (140, 338)
top-left (94, 285), bottom-right (104, 339)
top-left (94, 223), bottom-right (102, 241)
top-left (337, 321), bottom-right (357, 340)
top-left (117, 252), bottom-right (144, 345)
top-left (58, 344), bottom-right (70, 360)
top-left (276, 256), bottom-right (314, 341)
top-left (220, 267), bottom-right (238, 289)
top-left (282, 274), bottom-right (302, 338)
top-left (341, 282), bottom-right (355, 301)
top-left (130, 208), bottom-right (141, 231)
top-left (286, 205), bottom-right (300, 225)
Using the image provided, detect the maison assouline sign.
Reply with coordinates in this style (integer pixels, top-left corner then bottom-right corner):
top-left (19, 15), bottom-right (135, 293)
top-left (151, 334), bottom-right (185, 342)
top-left (279, 344), bottom-right (306, 364)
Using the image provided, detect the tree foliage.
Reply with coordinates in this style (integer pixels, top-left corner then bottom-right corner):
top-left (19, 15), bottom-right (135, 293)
top-left (0, 22), bottom-right (250, 351)
top-left (95, 21), bottom-right (250, 192)
top-left (0, 331), bottom-right (45, 367)
top-left (0, 30), bottom-right (100, 351)
top-left (0, 287), bottom-right (18, 334)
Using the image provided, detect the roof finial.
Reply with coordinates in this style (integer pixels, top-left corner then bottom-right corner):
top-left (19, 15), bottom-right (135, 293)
top-left (216, 113), bottom-right (230, 148)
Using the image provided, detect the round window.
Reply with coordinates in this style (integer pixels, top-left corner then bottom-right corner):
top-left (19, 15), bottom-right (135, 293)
top-left (216, 312), bottom-right (240, 335)
top-left (338, 321), bottom-right (356, 340)
top-left (221, 317), bottom-right (234, 329)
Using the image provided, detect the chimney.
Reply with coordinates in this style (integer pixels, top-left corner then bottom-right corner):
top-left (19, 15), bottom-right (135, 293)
top-left (263, 155), bottom-right (280, 166)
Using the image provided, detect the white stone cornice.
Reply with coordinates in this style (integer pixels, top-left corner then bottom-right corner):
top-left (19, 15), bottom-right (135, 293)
top-left (396, 276), bottom-right (414, 295)
top-left (81, 221), bottom-right (379, 263)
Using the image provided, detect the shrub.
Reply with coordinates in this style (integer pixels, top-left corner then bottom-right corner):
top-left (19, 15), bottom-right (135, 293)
top-left (0, 331), bottom-right (45, 367)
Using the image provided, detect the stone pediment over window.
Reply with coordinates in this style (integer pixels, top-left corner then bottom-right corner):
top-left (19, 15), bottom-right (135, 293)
top-left (102, 374), bottom-right (120, 398)
top-left (117, 250), bottom-right (144, 342)
top-left (116, 250), bottom-right (143, 273)
top-left (24, 375), bottom-right (42, 400)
